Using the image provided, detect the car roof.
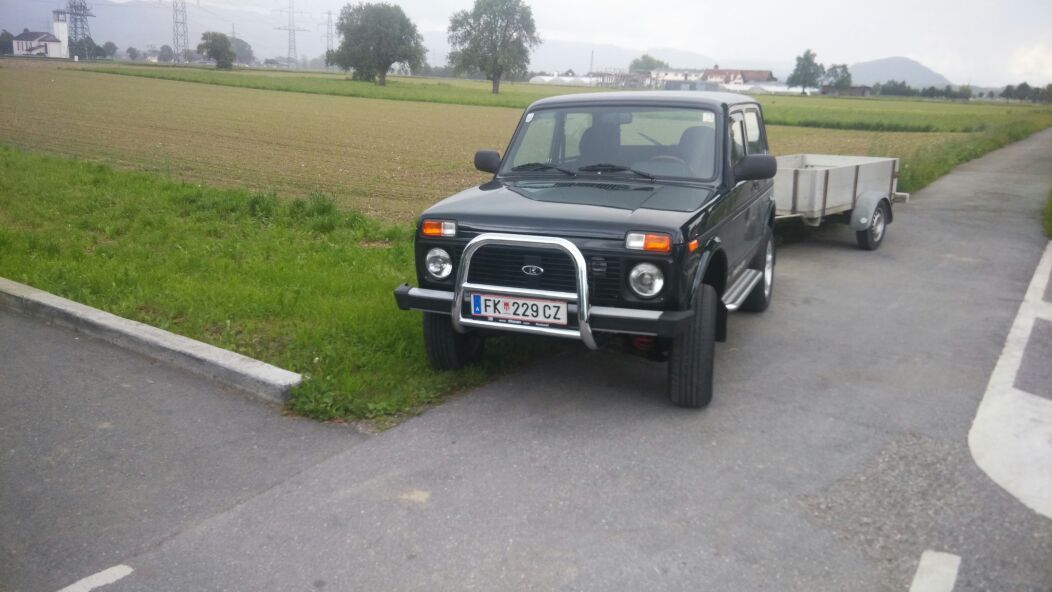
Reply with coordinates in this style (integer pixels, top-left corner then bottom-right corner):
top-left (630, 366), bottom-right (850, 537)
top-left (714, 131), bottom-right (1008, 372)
top-left (527, 90), bottom-right (757, 111)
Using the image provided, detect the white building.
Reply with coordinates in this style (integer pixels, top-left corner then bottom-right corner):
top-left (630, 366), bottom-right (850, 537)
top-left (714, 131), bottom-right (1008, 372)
top-left (12, 29), bottom-right (63, 57)
top-left (51, 9), bottom-right (69, 59)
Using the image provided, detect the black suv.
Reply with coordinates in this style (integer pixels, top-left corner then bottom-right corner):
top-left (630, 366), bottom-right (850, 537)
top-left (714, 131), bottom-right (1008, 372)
top-left (395, 91), bottom-right (777, 407)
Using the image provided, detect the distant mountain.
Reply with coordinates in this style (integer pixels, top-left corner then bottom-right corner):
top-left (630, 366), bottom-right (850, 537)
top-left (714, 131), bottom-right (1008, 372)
top-left (850, 56), bottom-right (953, 88)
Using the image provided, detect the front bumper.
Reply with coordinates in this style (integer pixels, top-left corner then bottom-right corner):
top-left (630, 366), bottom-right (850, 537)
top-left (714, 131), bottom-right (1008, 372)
top-left (394, 284), bottom-right (692, 344)
top-left (395, 233), bottom-right (694, 350)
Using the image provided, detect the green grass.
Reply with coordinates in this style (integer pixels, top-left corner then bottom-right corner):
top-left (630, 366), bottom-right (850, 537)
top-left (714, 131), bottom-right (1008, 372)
top-left (84, 65), bottom-right (588, 109)
top-left (81, 64), bottom-right (1052, 134)
top-left (0, 147), bottom-right (548, 420)
top-left (1045, 188), bottom-right (1052, 238)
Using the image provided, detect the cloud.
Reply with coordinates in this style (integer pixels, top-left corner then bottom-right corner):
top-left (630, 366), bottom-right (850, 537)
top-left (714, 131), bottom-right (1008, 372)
top-left (1009, 43), bottom-right (1052, 85)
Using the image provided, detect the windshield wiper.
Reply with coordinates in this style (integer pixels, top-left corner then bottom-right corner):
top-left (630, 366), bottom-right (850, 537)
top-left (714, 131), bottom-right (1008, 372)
top-left (510, 162), bottom-right (576, 176)
top-left (576, 163), bottom-right (656, 180)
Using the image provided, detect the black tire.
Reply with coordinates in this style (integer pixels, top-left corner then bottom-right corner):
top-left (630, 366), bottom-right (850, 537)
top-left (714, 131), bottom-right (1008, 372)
top-left (667, 283), bottom-right (718, 408)
top-left (856, 201), bottom-right (888, 251)
top-left (740, 230), bottom-right (774, 313)
top-left (422, 313), bottom-right (484, 370)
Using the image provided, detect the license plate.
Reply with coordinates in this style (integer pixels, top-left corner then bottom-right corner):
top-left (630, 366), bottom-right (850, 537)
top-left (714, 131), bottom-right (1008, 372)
top-left (470, 293), bottom-right (568, 326)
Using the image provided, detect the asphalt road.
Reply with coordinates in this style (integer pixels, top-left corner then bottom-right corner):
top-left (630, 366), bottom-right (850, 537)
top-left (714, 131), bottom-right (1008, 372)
top-left (3, 128), bottom-right (1052, 592)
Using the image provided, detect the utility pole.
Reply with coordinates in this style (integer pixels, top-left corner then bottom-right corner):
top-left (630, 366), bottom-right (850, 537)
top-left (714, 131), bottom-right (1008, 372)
top-left (322, 10), bottom-right (334, 69)
top-left (66, 0), bottom-right (94, 60)
top-left (172, 0), bottom-right (188, 63)
top-left (275, 0), bottom-right (307, 69)
top-left (230, 23), bottom-right (236, 41)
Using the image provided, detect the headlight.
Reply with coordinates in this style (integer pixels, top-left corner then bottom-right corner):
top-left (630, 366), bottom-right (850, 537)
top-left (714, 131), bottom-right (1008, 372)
top-left (628, 262), bottom-right (664, 298)
top-left (425, 248), bottom-right (453, 279)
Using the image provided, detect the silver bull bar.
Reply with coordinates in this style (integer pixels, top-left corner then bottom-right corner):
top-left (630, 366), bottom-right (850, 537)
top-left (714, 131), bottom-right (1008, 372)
top-left (450, 233), bottom-right (598, 350)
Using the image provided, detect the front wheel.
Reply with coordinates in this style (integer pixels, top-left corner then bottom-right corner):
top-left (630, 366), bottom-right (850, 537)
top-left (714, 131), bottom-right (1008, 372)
top-left (667, 284), bottom-right (718, 408)
top-left (740, 231), bottom-right (774, 313)
top-left (422, 313), bottom-right (484, 370)
top-left (856, 201), bottom-right (888, 251)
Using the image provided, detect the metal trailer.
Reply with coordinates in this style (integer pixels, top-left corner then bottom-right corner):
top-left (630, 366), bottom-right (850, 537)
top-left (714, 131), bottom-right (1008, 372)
top-left (773, 154), bottom-right (909, 250)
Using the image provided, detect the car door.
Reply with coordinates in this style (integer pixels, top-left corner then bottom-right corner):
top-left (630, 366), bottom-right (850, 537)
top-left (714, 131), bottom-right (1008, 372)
top-left (723, 110), bottom-right (755, 278)
top-left (741, 107), bottom-right (773, 255)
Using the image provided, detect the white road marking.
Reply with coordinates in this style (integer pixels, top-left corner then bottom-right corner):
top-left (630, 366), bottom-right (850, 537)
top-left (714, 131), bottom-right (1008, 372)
top-left (909, 551), bottom-right (961, 592)
top-left (55, 565), bottom-right (133, 592)
top-left (969, 242), bottom-right (1052, 519)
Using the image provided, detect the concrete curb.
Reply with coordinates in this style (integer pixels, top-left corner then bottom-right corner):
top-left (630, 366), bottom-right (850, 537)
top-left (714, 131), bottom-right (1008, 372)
top-left (0, 277), bottom-right (301, 403)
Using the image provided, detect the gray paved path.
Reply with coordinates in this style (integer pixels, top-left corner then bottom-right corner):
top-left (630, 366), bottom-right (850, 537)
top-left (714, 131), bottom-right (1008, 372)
top-left (3, 128), bottom-right (1051, 592)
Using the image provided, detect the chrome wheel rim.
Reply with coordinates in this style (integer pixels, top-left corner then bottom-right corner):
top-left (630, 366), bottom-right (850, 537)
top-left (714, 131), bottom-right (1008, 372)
top-left (871, 207), bottom-right (886, 242)
top-left (763, 239), bottom-right (774, 298)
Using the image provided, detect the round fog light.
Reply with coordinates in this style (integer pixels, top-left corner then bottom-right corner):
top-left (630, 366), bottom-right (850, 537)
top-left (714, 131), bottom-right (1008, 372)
top-left (629, 263), bottom-right (664, 298)
top-left (426, 248), bottom-right (452, 279)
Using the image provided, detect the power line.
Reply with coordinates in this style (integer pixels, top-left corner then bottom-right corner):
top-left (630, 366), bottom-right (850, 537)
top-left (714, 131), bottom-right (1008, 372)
top-left (67, 0), bottom-right (94, 59)
top-left (172, 0), bottom-right (188, 62)
top-left (322, 10), bottom-right (333, 55)
top-left (274, 0), bottom-right (308, 69)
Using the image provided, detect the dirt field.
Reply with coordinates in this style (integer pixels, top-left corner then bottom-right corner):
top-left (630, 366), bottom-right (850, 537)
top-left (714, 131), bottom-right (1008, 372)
top-left (0, 67), bottom-right (964, 221)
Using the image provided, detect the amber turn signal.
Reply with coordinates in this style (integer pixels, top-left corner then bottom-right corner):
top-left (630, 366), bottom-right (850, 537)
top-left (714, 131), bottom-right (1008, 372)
top-left (626, 232), bottom-right (672, 253)
top-left (421, 219), bottom-right (457, 237)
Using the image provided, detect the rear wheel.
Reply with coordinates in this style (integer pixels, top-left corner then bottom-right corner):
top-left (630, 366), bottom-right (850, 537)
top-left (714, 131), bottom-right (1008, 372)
top-left (667, 283), bottom-right (718, 408)
top-left (740, 231), bottom-right (774, 313)
top-left (856, 201), bottom-right (888, 251)
top-left (422, 313), bottom-right (484, 370)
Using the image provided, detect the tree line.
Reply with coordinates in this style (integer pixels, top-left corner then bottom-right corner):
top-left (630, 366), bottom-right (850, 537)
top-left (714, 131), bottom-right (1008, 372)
top-left (327, 0), bottom-right (539, 94)
top-left (874, 79), bottom-right (1052, 102)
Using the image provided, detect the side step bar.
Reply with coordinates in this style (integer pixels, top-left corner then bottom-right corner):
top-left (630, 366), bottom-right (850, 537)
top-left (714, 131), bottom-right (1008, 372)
top-left (723, 269), bottom-right (763, 312)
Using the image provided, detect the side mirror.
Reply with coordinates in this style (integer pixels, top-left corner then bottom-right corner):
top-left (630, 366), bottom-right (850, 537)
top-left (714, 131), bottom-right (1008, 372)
top-left (474, 149), bottom-right (501, 174)
top-left (733, 154), bottom-right (777, 182)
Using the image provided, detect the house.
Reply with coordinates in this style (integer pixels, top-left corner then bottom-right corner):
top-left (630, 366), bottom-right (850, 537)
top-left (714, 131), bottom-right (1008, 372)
top-left (820, 85), bottom-right (872, 97)
top-left (700, 68), bottom-right (777, 85)
top-left (12, 28), bottom-right (63, 57)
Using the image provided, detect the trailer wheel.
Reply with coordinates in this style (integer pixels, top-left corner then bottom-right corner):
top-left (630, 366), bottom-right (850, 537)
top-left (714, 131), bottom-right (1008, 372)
top-left (856, 201), bottom-right (888, 251)
top-left (667, 284), bottom-right (717, 408)
top-left (422, 313), bottom-right (484, 370)
top-left (740, 231), bottom-right (774, 313)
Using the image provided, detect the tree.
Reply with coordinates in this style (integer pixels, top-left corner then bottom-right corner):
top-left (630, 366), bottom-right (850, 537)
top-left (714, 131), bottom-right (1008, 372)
top-left (102, 41), bottom-right (118, 59)
top-left (197, 32), bottom-right (235, 69)
top-left (1001, 84), bottom-right (1015, 100)
top-left (330, 2), bottom-right (426, 86)
top-left (628, 54), bottom-right (669, 72)
top-left (229, 37), bottom-right (254, 65)
top-left (159, 44), bottom-right (175, 63)
top-left (126, 46), bottom-right (140, 61)
top-left (786, 49), bottom-right (825, 92)
top-left (824, 64), bottom-right (851, 88)
top-left (1016, 81), bottom-right (1033, 102)
top-left (447, 0), bottom-right (539, 94)
top-left (0, 30), bottom-right (13, 56)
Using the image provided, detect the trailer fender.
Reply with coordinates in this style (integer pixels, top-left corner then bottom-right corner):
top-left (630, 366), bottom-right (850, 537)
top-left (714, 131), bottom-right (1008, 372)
top-left (850, 191), bottom-right (893, 231)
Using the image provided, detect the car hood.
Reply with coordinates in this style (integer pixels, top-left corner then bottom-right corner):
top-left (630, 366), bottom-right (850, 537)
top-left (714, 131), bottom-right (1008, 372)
top-left (423, 180), bottom-right (712, 241)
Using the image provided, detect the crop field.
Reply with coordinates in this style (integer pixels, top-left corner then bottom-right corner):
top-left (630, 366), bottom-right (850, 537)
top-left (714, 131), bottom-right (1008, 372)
top-left (78, 62), bottom-right (1052, 133)
top-left (0, 66), bottom-right (1003, 221)
top-left (2, 61), bottom-right (1051, 420)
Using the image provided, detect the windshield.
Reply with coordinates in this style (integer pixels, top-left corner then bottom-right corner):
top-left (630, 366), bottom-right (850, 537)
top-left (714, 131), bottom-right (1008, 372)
top-left (501, 105), bottom-right (718, 181)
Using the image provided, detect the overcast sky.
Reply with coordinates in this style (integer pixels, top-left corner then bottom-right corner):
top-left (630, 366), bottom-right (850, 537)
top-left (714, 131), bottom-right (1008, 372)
top-left (20, 0), bottom-right (1049, 86)
top-left (201, 0), bottom-right (1051, 86)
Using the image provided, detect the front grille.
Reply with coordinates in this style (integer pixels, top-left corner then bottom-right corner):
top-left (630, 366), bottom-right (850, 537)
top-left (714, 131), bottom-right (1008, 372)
top-left (588, 257), bottom-right (623, 306)
top-left (467, 246), bottom-right (577, 293)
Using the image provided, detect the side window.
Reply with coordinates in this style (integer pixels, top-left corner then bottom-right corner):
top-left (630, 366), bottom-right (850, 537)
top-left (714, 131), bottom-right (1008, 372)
top-left (743, 109), bottom-right (767, 155)
top-left (728, 113), bottom-right (746, 166)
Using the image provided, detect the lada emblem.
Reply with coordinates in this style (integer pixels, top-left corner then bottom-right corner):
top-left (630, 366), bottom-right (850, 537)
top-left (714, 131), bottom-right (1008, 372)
top-left (521, 265), bottom-right (545, 276)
